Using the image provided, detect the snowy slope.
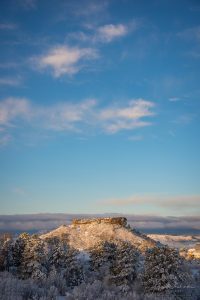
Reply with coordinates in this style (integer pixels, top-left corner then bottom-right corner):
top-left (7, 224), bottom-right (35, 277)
top-left (41, 222), bottom-right (157, 253)
top-left (148, 234), bottom-right (200, 249)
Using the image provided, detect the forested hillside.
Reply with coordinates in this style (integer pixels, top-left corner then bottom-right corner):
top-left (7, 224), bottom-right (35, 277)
top-left (0, 218), bottom-right (199, 299)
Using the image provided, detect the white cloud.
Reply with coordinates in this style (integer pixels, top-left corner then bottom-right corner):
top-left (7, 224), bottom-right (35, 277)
top-left (99, 99), bottom-right (155, 133)
top-left (0, 97), bottom-right (31, 126)
top-left (39, 99), bottom-right (97, 131)
top-left (69, 22), bottom-right (133, 44)
top-left (0, 97), bottom-right (155, 142)
top-left (102, 119), bottom-right (151, 133)
top-left (96, 24), bottom-right (128, 42)
top-left (35, 45), bottom-right (98, 77)
top-left (100, 99), bottom-right (154, 120)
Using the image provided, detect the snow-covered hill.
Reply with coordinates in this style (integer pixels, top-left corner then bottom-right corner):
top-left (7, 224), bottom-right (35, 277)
top-left (0, 217), bottom-right (199, 299)
top-left (41, 217), bottom-right (157, 253)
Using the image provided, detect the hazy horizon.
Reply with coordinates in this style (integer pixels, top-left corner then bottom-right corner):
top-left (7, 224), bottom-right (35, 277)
top-left (0, 213), bottom-right (199, 235)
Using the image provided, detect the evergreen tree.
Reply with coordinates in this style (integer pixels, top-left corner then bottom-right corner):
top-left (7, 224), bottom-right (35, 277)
top-left (142, 246), bottom-right (191, 293)
top-left (89, 240), bottom-right (138, 289)
top-left (109, 240), bottom-right (138, 288)
top-left (0, 234), bottom-right (13, 272)
top-left (46, 235), bottom-right (83, 288)
top-left (20, 235), bottom-right (47, 280)
top-left (10, 233), bottom-right (30, 276)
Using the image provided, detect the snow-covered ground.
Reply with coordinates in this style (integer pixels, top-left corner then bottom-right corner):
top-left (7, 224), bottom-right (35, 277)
top-left (148, 234), bottom-right (200, 249)
top-left (41, 222), bottom-right (157, 253)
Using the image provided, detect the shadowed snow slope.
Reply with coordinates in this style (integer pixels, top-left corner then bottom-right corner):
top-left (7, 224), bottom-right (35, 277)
top-left (40, 218), bottom-right (157, 252)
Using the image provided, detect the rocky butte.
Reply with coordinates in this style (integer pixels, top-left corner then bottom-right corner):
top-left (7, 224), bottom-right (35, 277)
top-left (41, 216), bottom-right (156, 252)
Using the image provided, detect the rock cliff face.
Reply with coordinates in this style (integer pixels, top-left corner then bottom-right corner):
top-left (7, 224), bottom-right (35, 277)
top-left (72, 217), bottom-right (127, 227)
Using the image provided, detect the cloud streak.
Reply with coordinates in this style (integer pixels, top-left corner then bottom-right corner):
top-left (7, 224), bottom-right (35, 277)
top-left (70, 21), bottom-right (138, 45)
top-left (0, 77), bottom-right (22, 87)
top-left (0, 97), bottom-right (155, 144)
top-left (98, 194), bottom-right (200, 214)
top-left (178, 26), bottom-right (200, 42)
top-left (18, 0), bottom-right (37, 10)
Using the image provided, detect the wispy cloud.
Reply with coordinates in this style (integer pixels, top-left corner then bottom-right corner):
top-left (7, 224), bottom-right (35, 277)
top-left (168, 97), bottom-right (181, 102)
top-left (98, 194), bottom-right (200, 214)
top-left (0, 97), bottom-right (155, 143)
top-left (0, 133), bottom-right (11, 147)
top-left (178, 26), bottom-right (200, 41)
top-left (18, 0), bottom-right (37, 10)
top-left (13, 187), bottom-right (27, 196)
top-left (99, 99), bottom-right (155, 133)
top-left (178, 26), bottom-right (200, 59)
top-left (0, 62), bottom-right (21, 69)
top-left (96, 24), bottom-right (128, 42)
top-left (70, 21), bottom-right (139, 44)
top-left (34, 45), bottom-right (98, 77)
top-left (173, 114), bottom-right (194, 125)
top-left (0, 97), bottom-right (31, 126)
top-left (72, 0), bottom-right (108, 17)
top-left (128, 135), bottom-right (143, 141)
top-left (0, 77), bottom-right (22, 87)
top-left (0, 23), bottom-right (17, 30)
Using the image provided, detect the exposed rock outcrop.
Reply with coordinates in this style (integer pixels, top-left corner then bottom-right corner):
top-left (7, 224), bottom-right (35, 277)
top-left (72, 217), bottom-right (127, 227)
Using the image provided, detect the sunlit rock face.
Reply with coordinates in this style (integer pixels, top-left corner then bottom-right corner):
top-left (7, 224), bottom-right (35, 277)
top-left (72, 217), bottom-right (127, 227)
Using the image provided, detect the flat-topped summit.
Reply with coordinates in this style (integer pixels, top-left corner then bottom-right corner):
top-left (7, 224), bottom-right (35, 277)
top-left (72, 217), bottom-right (127, 227)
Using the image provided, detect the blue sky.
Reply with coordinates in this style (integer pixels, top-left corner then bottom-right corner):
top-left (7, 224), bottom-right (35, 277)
top-left (0, 0), bottom-right (200, 216)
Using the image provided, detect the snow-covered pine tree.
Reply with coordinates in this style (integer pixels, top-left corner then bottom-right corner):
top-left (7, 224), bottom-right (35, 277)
top-left (10, 233), bottom-right (30, 276)
top-left (20, 234), bottom-right (47, 280)
top-left (142, 245), bottom-right (191, 293)
top-left (109, 240), bottom-right (138, 289)
top-left (89, 240), bottom-right (138, 290)
top-left (0, 235), bottom-right (13, 272)
top-left (46, 234), bottom-right (83, 288)
top-left (89, 241), bottom-right (116, 272)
